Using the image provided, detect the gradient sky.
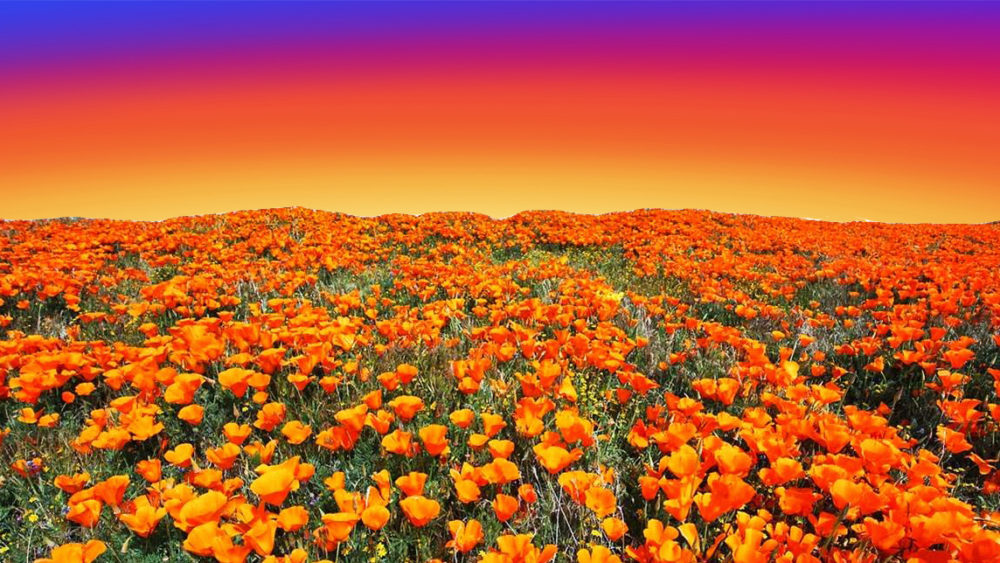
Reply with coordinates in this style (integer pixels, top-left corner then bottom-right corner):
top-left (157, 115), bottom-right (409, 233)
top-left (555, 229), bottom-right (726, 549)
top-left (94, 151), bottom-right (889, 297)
top-left (2, 1), bottom-right (999, 223)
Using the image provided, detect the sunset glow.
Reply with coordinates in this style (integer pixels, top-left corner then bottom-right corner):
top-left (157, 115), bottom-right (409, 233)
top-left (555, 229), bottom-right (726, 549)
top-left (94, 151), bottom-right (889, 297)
top-left (2, 2), bottom-right (999, 222)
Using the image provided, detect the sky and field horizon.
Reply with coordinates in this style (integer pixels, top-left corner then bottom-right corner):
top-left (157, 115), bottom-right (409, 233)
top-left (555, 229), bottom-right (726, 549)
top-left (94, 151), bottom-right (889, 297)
top-left (4, 206), bottom-right (998, 227)
top-left (2, 2), bottom-right (999, 224)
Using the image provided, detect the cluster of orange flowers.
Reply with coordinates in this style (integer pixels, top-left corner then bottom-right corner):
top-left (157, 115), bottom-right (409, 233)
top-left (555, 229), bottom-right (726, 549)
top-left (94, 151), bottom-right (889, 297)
top-left (2, 208), bottom-right (1000, 562)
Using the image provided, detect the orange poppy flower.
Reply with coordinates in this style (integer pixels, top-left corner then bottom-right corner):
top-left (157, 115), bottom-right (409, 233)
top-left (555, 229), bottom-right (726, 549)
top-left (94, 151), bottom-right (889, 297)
top-left (251, 463), bottom-right (299, 506)
top-left (419, 424), bottom-right (450, 456)
top-left (453, 477), bottom-right (482, 504)
top-left (183, 521), bottom-right (223, 557)
top-left (164, 443), bottom-right (195, 467)
top-left (324, 471), bottom-right (346, 492)
top-left (968, 452), bottom-right (996, 475)
top-left (316, 512), bottom-right (359, 548)
top-left (662, 475), bottom-right (701, 522)
top-left (468, 432), bottom-right (490, 449)
top-left (577, 546), bottom-right (622, 563)
top-left (244, 519), bottom-right (278, 556)
top-left (54, 472), bottom-right (90, 494)
top-left (388, 395), bottom-right (424, 422)
top-left (377, 371), bottom-right (400, 391)
top-left (488, 534), bottom-right (557, 563)
top-left (334, 404), bottom-right (369, 433)
top-left (66, 499), bottom-right (103, 528)
top-left (395, 363), bottom-right (418, 384)
top-left (177, 490), bottom-right (228, 531)
top-left (118, 496), bottom-right (167, 538)
top-left (602, 517), bottom-right (628, 541)
top-left (136, 459), bottom-right (162, 483)
top-left (488, 439), bottom-right (516, 459)
top-left (937, 425), bottom-right (973, 453)
top-left (534, 443), bottom-right (583, 474)
top-left (447, 519), bottom-right (485, 553)
top-left (177, 404), bottom-right (204, 425)
top-left (204, 443), bottom-right (241, 470)
top-left (34, 540), bottom-right (106, 563)
top-left (93, 475), bottom-right (129, 507)
top-left (493, 493), bottom-right (519, 522)
top-left (361, 504), bottom-right (391, 530)
top-left (518, 483), bottom-right (538, 504)
top-left (863, 517), bottom-right (906, 552)
top-left (38, 413), bottom-right (60, 428)
top-left (319, 374), bottom-right (343, 394)
top-left (124, 416), bottom-right (162, 441)
top-left (449, 409), bottom-right (475, 428)
top-left (222, 422), bottom-right (253, 445)
top-left (558, 471), bottom-right (598, 504)
top-left (712, 443), bottom-right (753, 477)
top-left (91, 428), bottom-right (131, 451)
top-left (482, 413), bottom-right (507, 437)
top-left (776, 487), bottom-right (821, 516)
top-left (163, 372), bottom-right (204, 405)
top-left (480, 458), bottom-right (522, 485)
top-left (585, 486), bottom-right (617, 518)
top-left (830, 478), bottom-right (864, 510)
top-left (243, 439), bottom-right (278, 464)
top-left (218, 367), bottom-right (270, 398)
top-left (694, 473), bottom-right (756, 522)
top-left (399, 495), bottom-right (441, 527)
top-left (18, 407), bottom-right (41, 424)
top-left (189, 468), bottom-right (224, 490)
top-left (555, 410), bottom-right (595, 446)
top-left (333, 489), bottom-right (362, 514)
top-left (254, 402), bottom-right (286, 432)
top-left (277, 506), bottom-right (310, 532)
top-left (361, 389), bottom-right (383, 409)
top-left (381, 429), bottom-right (415, 457)
top-left (281, 420), bottom-right (312, 445)
top-left (667, 444), bottom-right (701, 478)
top-left (395, 471), bottom-right (428, 497)
top-left (514, 397), bottom-right (555, 437)
top-left (758, 457), bottom-right (804, 486)
top-left (372, 469), bottom-right (392, 497)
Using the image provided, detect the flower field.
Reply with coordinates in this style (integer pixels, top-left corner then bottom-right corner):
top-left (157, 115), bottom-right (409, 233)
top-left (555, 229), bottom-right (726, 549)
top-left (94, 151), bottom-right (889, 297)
top-left (2, 207), bottom-right (1000, 562)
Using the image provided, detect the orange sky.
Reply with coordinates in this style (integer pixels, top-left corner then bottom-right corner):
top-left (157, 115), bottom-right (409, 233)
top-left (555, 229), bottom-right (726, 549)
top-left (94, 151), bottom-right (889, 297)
top-left (2, 3), bottom-right (999, 223)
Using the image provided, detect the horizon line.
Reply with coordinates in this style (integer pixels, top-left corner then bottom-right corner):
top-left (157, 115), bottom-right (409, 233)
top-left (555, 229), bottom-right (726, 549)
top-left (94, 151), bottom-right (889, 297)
top-left (2, 206), bottom-right (997, 227)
